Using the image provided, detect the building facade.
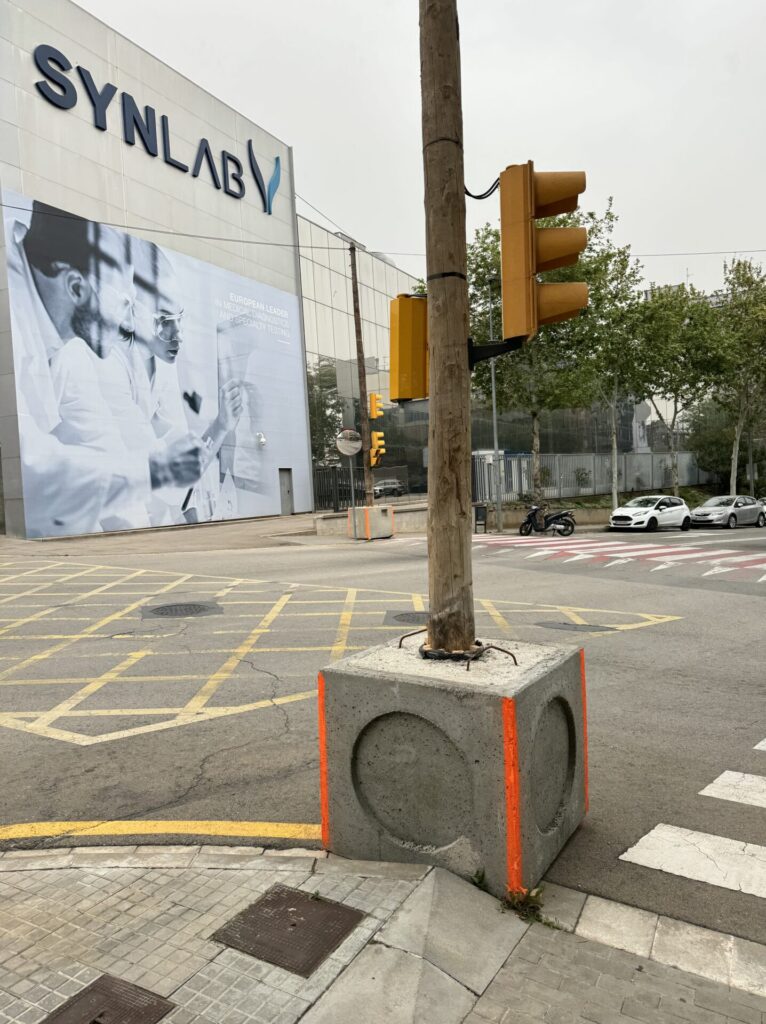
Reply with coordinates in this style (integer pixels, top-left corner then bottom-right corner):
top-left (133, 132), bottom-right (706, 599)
top-left (0, 0), bottom-right (315, 537)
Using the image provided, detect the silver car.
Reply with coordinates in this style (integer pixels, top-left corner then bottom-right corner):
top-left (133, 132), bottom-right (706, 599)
top-left (690, 495), bottom-right (766, 529)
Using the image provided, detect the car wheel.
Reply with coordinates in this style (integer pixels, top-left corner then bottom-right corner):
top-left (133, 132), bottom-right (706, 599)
top-left (681, 517), bottom-right (691, 531)
top-left (726, 514), bottom-right (737, 529)
top-left (757, 512), bottom-right (765, 528)
top-left (645, 517), bottom-right (658, 532)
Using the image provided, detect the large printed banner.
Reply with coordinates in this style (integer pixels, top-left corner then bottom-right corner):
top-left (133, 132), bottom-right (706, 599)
top-left (3, 191), bottom-right (311, 537)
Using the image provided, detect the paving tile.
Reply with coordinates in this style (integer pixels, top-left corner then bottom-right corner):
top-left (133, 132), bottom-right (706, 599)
top-left (70, 847), bottom-right (139, 867)
top-left (375, 868), bottom-right (528, 995)
top-left (191, 847), bottom-right (266, 868)
top-left (576, 897), bottom-right (658, 957)
top-left (316, 855), bottom-right (429, 880)
top-left (130, 846), bottom-right (200, 867)
top-left (263, 847), bottom-right (326, 859)
top-left (300, 944), bottom-right (475, 1023)
top-left (0, 851), bottom-right (74, 871)
top-left (539, 883), bottom-right (588, 932)
top-left (651, 917), bottom-right (733, 986)
top-left (730, 936), bottom-right (766, 998)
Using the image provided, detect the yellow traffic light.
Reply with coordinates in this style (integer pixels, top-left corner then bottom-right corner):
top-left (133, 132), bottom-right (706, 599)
top-left (390, 294), bottom-right (428, 401)
top-left (370, 430), bottom-right (386, 467)
top-left (499, 161), bottom-right (588, 341)
top-left (369, 392), bottom-right (383, 419)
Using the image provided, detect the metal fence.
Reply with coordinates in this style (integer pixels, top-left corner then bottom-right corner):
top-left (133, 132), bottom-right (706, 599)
top-left (472, 452), bottom-right (709, 504)
top-left (313, 466), bottom-right (366, 512)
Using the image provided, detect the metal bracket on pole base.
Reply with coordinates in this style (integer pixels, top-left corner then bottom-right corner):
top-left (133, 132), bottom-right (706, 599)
top-left (467, 335), bottom-right (525, 371)
top-left (398, 630), bottom-right (519, 670)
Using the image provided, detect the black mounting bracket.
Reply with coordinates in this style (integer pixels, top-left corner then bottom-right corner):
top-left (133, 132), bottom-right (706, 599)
top-left (467, 335), bottom-right (526, 370)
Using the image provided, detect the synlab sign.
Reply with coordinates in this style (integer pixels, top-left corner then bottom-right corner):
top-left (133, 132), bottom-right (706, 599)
top-left (33, 44), bottom-right (281, 212)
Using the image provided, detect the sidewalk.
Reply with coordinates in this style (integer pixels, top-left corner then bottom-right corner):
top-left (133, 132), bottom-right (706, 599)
top-left (1, 846), bottom-right (764, 1023)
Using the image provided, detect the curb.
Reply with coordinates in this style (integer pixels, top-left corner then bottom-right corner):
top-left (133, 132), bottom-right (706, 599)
top-left (2, 846), bottom-right (764, 997)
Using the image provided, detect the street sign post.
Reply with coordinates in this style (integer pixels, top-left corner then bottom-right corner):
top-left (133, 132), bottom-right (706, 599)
top-left (336, 429), bottom-right (362, 540)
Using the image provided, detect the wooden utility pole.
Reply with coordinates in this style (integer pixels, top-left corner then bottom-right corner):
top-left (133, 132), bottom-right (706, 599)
top-left (349, 242), bottom-right (375, 506)
top-left (420, 0), bottom-right (475, 651)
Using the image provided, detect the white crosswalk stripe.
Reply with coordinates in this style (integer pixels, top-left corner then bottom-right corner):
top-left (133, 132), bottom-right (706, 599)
top-left (699, 771), bottom-right (766, 809)
top-left (621, 740), bottom-right (766, 898)
top-left (620, 825), bottom-right (766, 899)
top-left (471, 533), bottom-right (766, 576)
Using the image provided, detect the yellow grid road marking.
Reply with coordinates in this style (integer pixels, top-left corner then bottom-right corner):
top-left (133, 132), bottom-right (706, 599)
top-left (0, 819), bottom-right (322, 841)
top-left (0, 567), bottom-right (102, 637)
top-left (0, 563), bottom-right (65, 587)
top-left (182, 592), bottom-right (294, 714)
top-left (31, 652), bottom-right (148, 731)
top-left (480, 599), bottom-right (511, 635)
top-left (331, 589), bottom-right (357, 660)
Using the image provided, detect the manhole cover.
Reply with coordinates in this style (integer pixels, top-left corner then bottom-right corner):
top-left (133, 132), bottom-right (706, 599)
top-left (41, 975), bottom-right (174, 1023)
top-left (143, 602), bottom-right (222, 618)
top-left (383, 610), bottom-right (430, 626)
top-left (538, 622), bottom-right (616, 633)
top-left (211, 883), bottom-right (365, 977)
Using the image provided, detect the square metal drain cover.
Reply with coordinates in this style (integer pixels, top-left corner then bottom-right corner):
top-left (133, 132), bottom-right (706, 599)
top-left (383, 610), bottom-right (429, 626)
top-left (41, 975), bottom-right (174, 1023)
top-left (211, 883), bottom-right (365, 977)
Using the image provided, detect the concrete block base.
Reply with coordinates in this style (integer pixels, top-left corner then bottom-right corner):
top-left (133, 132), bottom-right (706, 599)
top-left (318, 635), bottom-right (588, 899)
top-left (347, 504), bottom-right (394, 540)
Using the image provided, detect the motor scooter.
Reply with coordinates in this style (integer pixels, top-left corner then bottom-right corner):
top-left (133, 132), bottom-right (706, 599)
top-left (519, 504), bottom-right (576, 536)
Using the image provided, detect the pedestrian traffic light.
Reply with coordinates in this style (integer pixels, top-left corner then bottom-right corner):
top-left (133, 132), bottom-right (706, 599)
top-left (370, 430), bottom-right (386, 467)
top-left (499, 161), bottom-right (588, 342)
top-left (369, 392), bottom-right (383, 419)
top-left (390, 294), bottom-right (428, 401)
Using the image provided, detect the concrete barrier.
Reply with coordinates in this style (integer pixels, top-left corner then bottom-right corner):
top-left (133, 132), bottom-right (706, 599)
top-left (318, 635), bottom-right (588, 899)
top-left (348, 505), bottom-right (395, 540)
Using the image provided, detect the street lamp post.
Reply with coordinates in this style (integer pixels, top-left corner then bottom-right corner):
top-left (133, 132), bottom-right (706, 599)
top-left (487, 279), bottom-right (503, 533)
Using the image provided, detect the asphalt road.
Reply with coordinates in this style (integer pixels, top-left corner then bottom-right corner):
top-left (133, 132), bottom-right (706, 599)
top-left (0, 523), bottom-right (763, 944)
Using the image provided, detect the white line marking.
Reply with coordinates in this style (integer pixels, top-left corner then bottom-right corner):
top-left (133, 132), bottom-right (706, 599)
top-left (647, 549), bottom-right (738, 563)
top-left (650, 564), bottom-right (674, 572)
top-left (755, 739), bottom-right (766, 751)
top-left (603, 559), bottom-right (634, 567)
top-left (700, 772), bottom-right (766, 809)
top-left (702, 553), bottom-right (766, 565)
top-left (526, 551), bottom-right (554, 559)
top-left (620, 824), bottom-right (766, 898)
top-left (563, 554), bottom-right (595, 562)
top-left (702, 566), bottom-right (735, 576)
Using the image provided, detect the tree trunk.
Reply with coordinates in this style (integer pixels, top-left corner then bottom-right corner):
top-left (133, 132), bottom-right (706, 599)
top-left (531, 410), bottom-right (541, 503)
top-left (609, 389), bottom-right (619, 509)
top-left (421, 0), bottom-right (475, 652)
top-left (730, 399), bottom-right (746, 495)
top-left (349, 243), bottom-right (374, 506)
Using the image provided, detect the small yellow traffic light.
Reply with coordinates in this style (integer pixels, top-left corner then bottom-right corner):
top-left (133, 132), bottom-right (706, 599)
top-left (370, 430), bottom-right (386, 467)
top-left (390, 294), bottom-right (428, 401)
top-left (369, 392), bottom-right (383, 419)
top-left (499, 161), bottom-right (589, 341)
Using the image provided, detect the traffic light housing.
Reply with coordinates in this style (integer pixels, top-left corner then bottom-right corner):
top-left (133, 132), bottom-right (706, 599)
top-left (390, 294), bottom-right (428, 401)
top-left (499, 161), bottom-right (588, 342)
top-left (370, 430), bottom-right (386, 467)
top-left (369, 392), bottom-right (383, 419)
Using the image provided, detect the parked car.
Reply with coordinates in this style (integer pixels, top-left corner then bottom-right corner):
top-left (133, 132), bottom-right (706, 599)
top-left (609, 495), bottom-right (691, 531)
top-left (373, 479), bottom-right (405, 498)
top-left (690, 495), bottom-right (765, 529)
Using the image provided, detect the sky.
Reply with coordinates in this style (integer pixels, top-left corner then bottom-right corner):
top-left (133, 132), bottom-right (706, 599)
top-left (75, 0), bottom-right (766, 294)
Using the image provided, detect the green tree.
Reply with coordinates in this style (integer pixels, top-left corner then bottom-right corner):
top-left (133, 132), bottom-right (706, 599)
top-left (632, 283), bottom-right (722, 495)
top-left (684, 399), bottom-right (758, 488)
top-left (714, 259), bottom-right (766, 493)
top-left (306, 357), bottom-right (344, 464)
top-left (468, 203), bottom-right (642, 507)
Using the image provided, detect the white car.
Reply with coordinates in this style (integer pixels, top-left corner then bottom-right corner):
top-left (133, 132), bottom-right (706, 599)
top-left (610, 495), bottom-right (691, 532)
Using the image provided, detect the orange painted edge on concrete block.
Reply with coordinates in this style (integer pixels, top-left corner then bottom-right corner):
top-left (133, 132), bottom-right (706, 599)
top-left (579, 648), bottom-right (589, 813)
top-left (364, 506), bottom-right (371, 541)
top-left (317, 672), bottom-right (330, 848)
top-left (501, 697), bottom-right (525, 895)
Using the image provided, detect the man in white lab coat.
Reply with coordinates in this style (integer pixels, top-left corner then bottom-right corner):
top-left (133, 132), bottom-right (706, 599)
top-left (103, 239), bottom-right (243, 525)
top-left (7, 201), bottom-right (204, 534)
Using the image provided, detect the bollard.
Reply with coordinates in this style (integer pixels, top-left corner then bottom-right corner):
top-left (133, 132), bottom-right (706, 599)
top-left (317, 635), bottom-right (588, 898)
